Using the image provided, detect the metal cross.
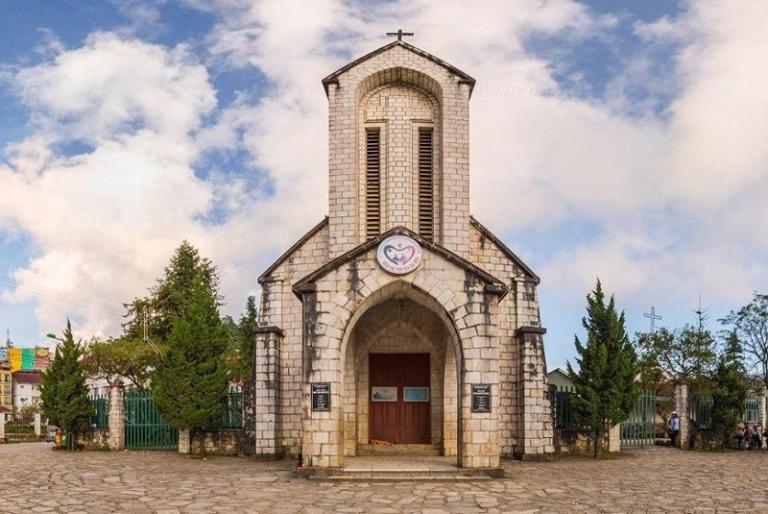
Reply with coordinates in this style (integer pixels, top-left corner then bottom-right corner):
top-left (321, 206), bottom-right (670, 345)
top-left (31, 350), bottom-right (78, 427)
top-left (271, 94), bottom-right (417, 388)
top-left (643, 306), bottom-right (662, 334)
top-left (386, 29), bottom-right (414, 41)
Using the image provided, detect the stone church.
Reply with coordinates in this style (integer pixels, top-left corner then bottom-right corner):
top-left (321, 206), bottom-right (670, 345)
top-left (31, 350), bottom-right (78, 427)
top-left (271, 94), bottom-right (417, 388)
top-left (251, 38), bottom-right (554, 469)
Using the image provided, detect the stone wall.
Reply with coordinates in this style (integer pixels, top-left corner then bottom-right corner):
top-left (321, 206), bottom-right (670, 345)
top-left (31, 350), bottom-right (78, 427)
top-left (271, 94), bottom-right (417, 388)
top-left (189, 429), bottom-right (241, 456)
top-left (78, 429), bottom-right (109, 450)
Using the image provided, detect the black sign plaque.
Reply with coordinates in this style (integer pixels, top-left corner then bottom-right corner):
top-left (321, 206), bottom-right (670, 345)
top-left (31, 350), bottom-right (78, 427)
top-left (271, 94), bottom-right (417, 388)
top-left (311, 382), bottom-right (331, 412)
top-left (471, 384), bottom-right (492, 413)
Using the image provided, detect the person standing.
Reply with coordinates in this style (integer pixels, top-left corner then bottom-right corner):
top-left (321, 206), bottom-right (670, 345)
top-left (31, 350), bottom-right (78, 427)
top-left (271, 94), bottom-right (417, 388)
top-left (669, 411), bottom-right (681, 448)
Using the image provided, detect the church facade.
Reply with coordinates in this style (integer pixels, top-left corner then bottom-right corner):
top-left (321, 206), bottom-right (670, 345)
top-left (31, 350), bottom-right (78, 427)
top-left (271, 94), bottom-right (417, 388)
top-left (251, 40), bottom-right (554, 469)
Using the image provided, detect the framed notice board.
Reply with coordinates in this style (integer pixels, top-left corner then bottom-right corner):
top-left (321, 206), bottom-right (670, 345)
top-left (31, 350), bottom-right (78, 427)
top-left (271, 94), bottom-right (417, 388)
top-left (471, 384), bottom-right (491, 413)
top-left (311, 382), bottom-right (331, 412)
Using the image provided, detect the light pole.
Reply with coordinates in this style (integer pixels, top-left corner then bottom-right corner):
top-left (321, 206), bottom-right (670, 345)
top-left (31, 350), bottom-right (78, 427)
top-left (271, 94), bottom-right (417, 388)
top-left (46, 333), bottom-right (64, 343)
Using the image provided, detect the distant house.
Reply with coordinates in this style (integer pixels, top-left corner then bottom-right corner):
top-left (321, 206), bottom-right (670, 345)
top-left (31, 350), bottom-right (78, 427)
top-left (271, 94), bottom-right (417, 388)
top-left (1, 361), bottom-right (12, 421)
top-left (547, 367), bottom-right (574, 390)
top-left (12, 371), bottom-right (42, 413)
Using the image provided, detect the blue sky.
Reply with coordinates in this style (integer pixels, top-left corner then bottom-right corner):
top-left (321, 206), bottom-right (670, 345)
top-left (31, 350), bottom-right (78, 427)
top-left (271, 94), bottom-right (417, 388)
top-left (1, 0), bottom-right (766, 371)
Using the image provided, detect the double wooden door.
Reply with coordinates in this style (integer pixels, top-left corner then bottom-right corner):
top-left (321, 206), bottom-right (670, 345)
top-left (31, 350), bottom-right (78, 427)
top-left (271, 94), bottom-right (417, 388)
top-left (369, 353), bottom-right (431, 444)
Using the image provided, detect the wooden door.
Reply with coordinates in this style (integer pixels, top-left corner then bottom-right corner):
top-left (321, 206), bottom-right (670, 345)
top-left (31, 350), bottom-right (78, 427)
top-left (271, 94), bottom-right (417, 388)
top-left (369, 353), bottom-right (431, 444)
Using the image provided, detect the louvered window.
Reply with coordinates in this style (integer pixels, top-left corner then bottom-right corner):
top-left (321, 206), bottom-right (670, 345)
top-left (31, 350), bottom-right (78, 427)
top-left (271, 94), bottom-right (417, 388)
top-left (366, 128), bottom-right (381, 239)
top-left (418, 127), bottom-right (434, 240)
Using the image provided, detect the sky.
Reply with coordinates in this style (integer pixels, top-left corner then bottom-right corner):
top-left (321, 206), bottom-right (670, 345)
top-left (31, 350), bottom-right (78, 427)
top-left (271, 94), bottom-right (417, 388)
top-left (0, 0), bottom-right (766, 370)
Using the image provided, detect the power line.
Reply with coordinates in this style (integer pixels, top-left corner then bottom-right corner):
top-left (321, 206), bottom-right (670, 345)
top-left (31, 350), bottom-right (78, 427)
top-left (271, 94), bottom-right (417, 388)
top-left (0, 277), bottom-right (124, 317)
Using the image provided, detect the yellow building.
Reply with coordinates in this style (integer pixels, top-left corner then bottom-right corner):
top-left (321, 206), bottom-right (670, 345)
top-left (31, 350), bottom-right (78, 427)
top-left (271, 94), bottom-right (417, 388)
top-left (0, 360), bottom-right (12, 420)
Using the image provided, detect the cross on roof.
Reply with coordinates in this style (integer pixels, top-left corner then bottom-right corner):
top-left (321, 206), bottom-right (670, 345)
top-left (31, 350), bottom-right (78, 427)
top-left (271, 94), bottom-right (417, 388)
top-left (386, 29), bottom-right (414, 41)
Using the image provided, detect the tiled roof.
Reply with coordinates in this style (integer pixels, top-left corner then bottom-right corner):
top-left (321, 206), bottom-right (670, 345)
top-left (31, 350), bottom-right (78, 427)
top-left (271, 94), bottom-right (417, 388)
top-left (12, 371), bottom-right (42, 384)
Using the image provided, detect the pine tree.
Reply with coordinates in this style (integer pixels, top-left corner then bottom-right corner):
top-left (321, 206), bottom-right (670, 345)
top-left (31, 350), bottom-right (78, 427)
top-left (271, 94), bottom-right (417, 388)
top-left (40, 320), bottom-right (92, 449)
top-left (238, 296), bottom-right (258, 382)
top-left (152, 269), bottom-right (230, 455)
top-left (567, 280), bottom-right (639, 457)
top-left (710, 331), bottom-right (749, 448)
top-left (123, 241), bottom-right (219, 343)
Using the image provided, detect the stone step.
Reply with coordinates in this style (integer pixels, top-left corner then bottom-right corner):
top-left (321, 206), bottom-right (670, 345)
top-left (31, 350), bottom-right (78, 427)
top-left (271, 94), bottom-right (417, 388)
top-left (357, 444), bottom-right (440, 456)
top-left (309, 473), bottom-right (492, 482)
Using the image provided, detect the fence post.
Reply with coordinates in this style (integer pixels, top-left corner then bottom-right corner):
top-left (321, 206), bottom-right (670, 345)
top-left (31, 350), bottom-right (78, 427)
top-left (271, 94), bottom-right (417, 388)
top-left (607, 424), bottom-right (621, 453)
top-left (0, 413), bottom-right (5, 441)
top-left (108, 384), bottom-right (125, 451)
top-left (34, 412), bottom-right (41, 436)
top-left (674, 384), bottom-right (689, 449)
top-left (759, 388), bottom-right (767, 429)
top-left (178, 429), bottom-right (191, 454)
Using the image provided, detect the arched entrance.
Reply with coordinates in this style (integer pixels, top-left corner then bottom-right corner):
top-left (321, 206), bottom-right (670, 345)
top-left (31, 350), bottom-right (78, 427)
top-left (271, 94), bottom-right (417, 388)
top-left (340, 281), bottom-right (462, 458)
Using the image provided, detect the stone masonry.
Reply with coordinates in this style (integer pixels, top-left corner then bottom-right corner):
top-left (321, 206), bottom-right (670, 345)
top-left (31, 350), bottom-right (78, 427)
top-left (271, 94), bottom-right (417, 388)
top-left (253, 40), bottom-right (554, 469)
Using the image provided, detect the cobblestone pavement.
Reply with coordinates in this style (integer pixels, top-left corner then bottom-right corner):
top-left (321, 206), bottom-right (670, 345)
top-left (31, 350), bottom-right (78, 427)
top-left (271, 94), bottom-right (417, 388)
top-left (2, 442), bottom-right (767, 513)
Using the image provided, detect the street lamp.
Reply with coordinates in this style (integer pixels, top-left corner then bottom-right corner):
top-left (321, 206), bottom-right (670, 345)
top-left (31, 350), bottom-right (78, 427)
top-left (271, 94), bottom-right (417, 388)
top-left (46, 333), bottom-right (63, 343)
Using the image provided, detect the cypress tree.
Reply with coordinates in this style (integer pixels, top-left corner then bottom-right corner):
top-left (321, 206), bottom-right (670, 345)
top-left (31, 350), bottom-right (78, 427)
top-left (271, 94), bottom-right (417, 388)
top-left (567, 280), bottom-right (639, 457)
top-left (40, 320), bottom-right (92, 450)
top-left (152, 269), bottom-right (230, 455)
top-left (710, 331), bottom-right (749, 448)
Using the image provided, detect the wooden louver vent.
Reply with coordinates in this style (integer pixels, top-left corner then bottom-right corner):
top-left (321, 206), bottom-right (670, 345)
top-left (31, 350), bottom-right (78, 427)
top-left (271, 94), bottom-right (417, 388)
top-left (418, 127), bottom-right (434, 241)
top-left (366, 128), bottom-right (381, 239)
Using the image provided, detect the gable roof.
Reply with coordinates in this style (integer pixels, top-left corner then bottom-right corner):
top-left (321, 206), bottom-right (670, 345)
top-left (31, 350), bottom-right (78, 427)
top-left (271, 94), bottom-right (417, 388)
top-left (258, 217), bottom-right (329, 284)
top-left (469, 216), bottom-right (540, 284)
top-left (292, 225), bottom-right (508, 299)
top-left (322, 40), bottom-right (476, 97)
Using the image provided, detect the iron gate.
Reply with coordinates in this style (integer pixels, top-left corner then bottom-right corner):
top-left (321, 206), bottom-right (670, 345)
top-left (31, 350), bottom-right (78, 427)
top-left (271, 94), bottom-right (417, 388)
top-left (124, 390), bottom-right (178, 450)
top-left (620, 391), bottom-right (656, 448)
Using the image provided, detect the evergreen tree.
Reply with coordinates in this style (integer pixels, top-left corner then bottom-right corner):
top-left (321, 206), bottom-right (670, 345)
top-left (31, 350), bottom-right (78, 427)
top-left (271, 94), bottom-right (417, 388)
top-left (122, 241), bottom-right (219, 343)
top-left (152, 269), bottom-right (230, 455)
top-left (238, 296), bottom-right (258, 382)
top-left (40, 320), bottom-right (92, 450)
top-left (567, 280), bottom-right (639, 458)
top-left (710, 331), bottom-right (749, 449)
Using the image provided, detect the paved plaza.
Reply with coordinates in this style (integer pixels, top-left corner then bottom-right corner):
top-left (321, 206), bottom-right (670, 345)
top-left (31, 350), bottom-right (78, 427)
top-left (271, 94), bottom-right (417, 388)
top-left (1, 442), bottom-right (767, 513)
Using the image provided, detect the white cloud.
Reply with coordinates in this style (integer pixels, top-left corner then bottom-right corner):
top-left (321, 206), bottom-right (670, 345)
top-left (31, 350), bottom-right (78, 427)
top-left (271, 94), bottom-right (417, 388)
top-left (1, 0), bottom-right (767, 344)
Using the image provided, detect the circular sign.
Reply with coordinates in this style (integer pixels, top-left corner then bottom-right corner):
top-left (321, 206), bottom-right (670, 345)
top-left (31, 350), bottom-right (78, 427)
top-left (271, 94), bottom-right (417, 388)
top-left (376, 235), bottom-right (422, 275)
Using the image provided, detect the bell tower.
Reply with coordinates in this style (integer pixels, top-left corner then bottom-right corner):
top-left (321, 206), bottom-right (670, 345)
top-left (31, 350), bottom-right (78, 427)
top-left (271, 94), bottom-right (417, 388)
top-left (322, 39), bottom-right (475, 258)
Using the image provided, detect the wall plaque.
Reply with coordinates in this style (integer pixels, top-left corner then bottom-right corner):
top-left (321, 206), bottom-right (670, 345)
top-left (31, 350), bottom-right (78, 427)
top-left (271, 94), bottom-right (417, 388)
top-left (376, 235), bottom-right (422, 275)
top-left (311, 382), bottom-right (331, 412)
top-left (471, 384), bottom-right (492, 413)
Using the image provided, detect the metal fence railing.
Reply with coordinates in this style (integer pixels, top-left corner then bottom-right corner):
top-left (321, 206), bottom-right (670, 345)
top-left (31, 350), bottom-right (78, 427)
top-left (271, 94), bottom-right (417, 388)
top-left (89, 395), bottom-right (109, 429)
top-left (690, 396), bottom-right (762, 429)
top-left (222, 390), bottom-right (243, 428)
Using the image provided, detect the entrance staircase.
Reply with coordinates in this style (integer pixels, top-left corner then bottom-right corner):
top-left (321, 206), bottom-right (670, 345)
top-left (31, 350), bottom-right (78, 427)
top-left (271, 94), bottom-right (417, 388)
top-left (296, 454), bottom-right (503, 482)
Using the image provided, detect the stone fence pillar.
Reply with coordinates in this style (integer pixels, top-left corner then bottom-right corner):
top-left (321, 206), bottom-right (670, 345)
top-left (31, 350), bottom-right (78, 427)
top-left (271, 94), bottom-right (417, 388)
top-left (178, 429), bottom-right (191, 454)
top-left (0, 413), bottom-right (5, 440)
top-left (759, 388), bottom-right (767, 429)
top-left (674, 384), bottom-right (689, 449)
top-left (108, 385), bottom-right (125, 451)
top-left (253, 326), bottom-right (283, 457)
top-left (34, 413), bottom-right (41, 436)
top-left (607, 424), bottom-right (621, 453)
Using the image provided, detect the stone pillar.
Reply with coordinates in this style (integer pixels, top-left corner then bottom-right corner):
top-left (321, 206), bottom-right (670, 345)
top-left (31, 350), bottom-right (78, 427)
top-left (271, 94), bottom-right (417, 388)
top-left (178, 429), bottom-right (191, 454)
top-left (674, 384), bottom-right (689, 449)
top-left (0, 413), bottom-right (5, 441)
top-left (515, 326), bottom-right (555, 460)
top-left (107, 385), bottom-right (125, 451)
top-left (253, 326), bottom-right (282, 457)
top-left (607, 424), bottom-right (621, 453)
top-left (34, 413), bottom-right (41, 436)
top-left (759, 388), bottom-right (767, 430)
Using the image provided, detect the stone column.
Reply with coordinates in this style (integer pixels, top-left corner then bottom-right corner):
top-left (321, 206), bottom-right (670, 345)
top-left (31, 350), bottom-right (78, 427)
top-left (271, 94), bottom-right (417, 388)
top-left (107, 384), bottom-right (125, 451)
top-left (0, 413), bottom-right (5, 441)
top-left (34, 413), bottom-right (41, 436)
top-left (759, 387), bottom-right (767, 430)
top-left (178, 429), bottom-right (191, 454)
top-left (515, 326), bottom-right (555, 460)
top-left (253, 326), bottom-right (282, 457)
top-left (674, 384), bottom-right (689, 449)
top-left (607, 424), bottom-right (621, 453)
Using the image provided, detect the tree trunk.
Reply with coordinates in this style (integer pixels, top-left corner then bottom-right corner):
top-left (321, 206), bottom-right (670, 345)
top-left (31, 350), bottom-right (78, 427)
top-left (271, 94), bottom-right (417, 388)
top-left (198, 429), bottom-right (206, 457)
top-left (594, 429), bottom-right (600, 458)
